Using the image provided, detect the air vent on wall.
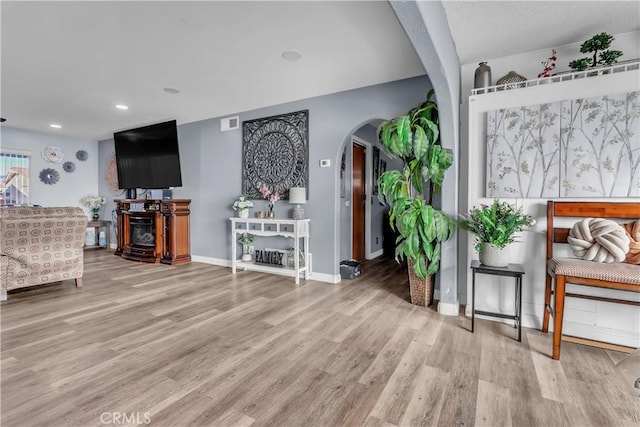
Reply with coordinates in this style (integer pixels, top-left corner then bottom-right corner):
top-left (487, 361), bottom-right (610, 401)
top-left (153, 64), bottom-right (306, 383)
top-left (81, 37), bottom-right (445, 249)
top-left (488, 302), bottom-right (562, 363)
top-left (220, 115), bottom-right (239, 132)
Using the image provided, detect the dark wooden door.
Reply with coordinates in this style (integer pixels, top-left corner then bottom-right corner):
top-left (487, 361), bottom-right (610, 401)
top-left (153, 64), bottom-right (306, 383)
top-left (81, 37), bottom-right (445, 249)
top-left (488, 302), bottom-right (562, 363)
top-left (352, 143), bottom-right (366, 261)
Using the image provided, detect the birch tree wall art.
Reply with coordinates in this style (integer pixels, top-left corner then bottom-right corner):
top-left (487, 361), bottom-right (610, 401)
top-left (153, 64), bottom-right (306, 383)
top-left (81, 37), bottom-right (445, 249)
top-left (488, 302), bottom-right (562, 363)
top-left (485, 91), bottom-right (639, 198)
top-left (560, 92), bottom-right (639, 197)
top-left (486, 103), bottom-right (560, 198)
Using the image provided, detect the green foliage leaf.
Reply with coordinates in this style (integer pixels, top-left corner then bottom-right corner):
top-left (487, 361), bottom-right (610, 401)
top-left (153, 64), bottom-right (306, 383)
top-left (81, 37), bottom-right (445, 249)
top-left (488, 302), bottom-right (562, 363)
top-left (378, 90), bottom-right (455, 283)
top-left (460, 199), bottom-right (534, 252)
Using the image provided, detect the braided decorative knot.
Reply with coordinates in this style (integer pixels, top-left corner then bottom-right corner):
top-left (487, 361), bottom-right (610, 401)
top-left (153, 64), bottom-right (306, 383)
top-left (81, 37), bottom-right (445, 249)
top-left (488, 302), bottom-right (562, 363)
top-left (567, 218), bottom-right (630, 263)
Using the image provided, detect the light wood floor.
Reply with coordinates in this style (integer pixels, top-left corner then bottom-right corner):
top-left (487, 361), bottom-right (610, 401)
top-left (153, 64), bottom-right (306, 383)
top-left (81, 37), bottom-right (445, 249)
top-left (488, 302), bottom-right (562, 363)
top-left (2, 250), bottom-right (638, 426)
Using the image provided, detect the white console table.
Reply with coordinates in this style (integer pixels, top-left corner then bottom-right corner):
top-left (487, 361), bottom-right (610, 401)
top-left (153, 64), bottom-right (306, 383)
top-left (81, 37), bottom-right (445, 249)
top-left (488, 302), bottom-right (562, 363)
top-left (230, 217), bottom-right (310, 284)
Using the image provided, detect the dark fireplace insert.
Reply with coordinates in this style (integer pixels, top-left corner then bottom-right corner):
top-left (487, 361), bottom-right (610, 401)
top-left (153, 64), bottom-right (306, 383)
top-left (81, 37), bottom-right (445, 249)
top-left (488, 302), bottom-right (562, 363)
top-left (129, 216), bottom-right (155, 247)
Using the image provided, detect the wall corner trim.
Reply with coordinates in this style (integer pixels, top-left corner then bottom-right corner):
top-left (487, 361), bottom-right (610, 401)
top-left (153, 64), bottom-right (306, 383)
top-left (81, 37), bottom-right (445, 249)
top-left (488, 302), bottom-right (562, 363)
top-left (438, 300), bottom-right (459, 316)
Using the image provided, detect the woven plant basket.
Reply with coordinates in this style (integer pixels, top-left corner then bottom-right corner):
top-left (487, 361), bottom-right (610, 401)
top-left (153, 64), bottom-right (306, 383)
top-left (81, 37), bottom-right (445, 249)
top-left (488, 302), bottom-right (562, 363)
top-left (407, 259), bottom-right (434, 306)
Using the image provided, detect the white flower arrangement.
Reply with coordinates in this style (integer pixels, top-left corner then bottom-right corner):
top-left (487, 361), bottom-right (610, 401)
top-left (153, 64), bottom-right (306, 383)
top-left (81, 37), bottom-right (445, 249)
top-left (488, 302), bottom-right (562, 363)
top-left (80, 195), bottom-right (106, 209)
top-left (232, 195), bottom-right (254, 211)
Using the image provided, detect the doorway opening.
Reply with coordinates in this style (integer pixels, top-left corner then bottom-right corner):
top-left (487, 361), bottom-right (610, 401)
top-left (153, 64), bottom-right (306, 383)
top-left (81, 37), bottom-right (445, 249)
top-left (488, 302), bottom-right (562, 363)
top-left (352, 142), bottom-right (366, 261)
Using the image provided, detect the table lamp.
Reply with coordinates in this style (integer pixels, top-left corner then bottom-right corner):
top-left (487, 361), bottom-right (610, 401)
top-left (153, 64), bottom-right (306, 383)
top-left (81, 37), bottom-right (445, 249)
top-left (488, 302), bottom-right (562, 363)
top-left (289, 187), bottom-right (306, 220)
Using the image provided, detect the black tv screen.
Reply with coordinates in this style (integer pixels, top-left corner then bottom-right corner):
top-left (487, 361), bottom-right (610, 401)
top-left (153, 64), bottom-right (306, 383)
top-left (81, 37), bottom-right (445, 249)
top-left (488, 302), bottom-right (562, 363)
top-left (114, 120), bottom-right (183, 190)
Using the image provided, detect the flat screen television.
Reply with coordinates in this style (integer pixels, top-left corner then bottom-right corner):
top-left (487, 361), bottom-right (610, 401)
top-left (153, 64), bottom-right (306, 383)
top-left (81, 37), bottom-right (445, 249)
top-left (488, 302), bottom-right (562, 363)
top-left (114, 120), bottom-right (183, 192)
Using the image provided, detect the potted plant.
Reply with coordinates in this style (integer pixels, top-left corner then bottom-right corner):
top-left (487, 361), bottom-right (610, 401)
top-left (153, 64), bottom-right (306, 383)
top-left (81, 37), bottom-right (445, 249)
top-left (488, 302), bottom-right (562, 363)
top-left (569, 32), bottom-right (623, 71)
top-left (460, 199), bottom-right (535, 267)
top-left (238, 233), bottom-right (254, 262)
top-left (377, 90), bottom-right (456, 306)
top-left (232, 195), bottom-right (253, 219)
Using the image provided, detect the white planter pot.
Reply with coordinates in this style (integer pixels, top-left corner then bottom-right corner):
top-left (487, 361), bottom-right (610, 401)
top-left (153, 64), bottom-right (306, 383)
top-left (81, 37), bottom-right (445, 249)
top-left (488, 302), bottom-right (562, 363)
top-left (479, 243), bottom-right (509, 267)
top-left (241, 253), bottom-right (252, 262)
top-left (238, 209), bottom-right (249, 219)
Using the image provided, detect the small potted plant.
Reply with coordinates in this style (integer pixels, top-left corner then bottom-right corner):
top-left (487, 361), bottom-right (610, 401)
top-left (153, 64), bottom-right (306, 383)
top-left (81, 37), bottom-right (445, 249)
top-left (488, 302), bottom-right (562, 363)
top-left (569, 32), bottom-right (623, 71)
top-left (238, 233), bottom-right (254, 262)
top-left (232, 195), bottom-right (253, 219)
top-left (460, 200), bottom-right (535, 267)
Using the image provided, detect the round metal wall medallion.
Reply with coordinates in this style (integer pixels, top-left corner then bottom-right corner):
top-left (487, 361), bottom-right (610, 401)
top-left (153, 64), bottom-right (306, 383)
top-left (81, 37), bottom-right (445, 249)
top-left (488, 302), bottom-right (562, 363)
top-left (39, 168), bottom-right (60, 185)
top-left (63, 161), bottom-right (76, 173)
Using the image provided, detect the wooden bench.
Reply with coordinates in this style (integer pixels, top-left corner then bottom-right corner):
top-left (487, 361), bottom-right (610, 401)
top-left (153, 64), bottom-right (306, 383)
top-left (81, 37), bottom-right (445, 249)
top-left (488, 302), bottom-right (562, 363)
top-left (542, 201), bottom-right (640, 360)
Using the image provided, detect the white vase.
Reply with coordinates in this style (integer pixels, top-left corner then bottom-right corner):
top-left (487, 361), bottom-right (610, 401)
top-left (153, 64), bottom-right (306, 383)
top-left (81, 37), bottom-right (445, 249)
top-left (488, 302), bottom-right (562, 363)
top-left (241, 253), bottom-right (252, 262)
top-left (238, 209), bottom-right (249, 219)
top-left (479, 243), bottom-right (509, 267)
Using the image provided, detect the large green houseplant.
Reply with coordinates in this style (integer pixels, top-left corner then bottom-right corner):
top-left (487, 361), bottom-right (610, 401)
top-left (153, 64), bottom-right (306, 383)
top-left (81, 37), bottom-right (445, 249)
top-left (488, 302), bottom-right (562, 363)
top-left (377, 90), bottom-right (456, 306)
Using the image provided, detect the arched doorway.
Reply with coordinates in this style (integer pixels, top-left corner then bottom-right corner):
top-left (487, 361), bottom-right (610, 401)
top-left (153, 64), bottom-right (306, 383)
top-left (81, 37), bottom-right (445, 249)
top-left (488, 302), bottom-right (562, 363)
top-left (336, 120), bottom-right (400, 264)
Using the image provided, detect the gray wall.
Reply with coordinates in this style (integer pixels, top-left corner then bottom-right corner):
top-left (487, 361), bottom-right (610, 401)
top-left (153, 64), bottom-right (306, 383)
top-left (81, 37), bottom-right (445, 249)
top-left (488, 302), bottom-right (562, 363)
top-left (98, 75), bottom-right (433, 278)
top-left (1, 126), bottom-right (99, 211)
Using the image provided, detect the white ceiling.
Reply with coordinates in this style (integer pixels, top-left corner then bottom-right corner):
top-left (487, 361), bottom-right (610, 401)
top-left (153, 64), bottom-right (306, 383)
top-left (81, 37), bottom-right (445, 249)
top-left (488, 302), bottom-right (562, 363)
top-left (1, 1), bottom-right (639, 142)
top-left (443, 1), bottom-right (640, 65)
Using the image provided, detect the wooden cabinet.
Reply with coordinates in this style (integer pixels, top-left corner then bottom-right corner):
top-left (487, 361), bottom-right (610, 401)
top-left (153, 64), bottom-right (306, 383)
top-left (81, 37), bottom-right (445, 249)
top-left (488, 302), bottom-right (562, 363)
top-left (115, 199), bottom-right (191, 265)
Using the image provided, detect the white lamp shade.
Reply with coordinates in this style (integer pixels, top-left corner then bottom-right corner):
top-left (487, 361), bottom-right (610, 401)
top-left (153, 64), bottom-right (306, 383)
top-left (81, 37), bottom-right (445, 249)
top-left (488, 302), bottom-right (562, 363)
top-left (289, 187), bottom-right (306, 204)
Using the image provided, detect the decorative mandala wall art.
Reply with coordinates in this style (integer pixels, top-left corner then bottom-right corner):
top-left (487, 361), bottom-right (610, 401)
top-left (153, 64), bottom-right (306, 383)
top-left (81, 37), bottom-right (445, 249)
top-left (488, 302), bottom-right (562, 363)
top-left (76, 150), bottom-right (88, 161)
top-left (39, 168), bottom-right (60, 185)
top-left (62, 161), bottom-right (75, 173)
top-left (242, 110), bottom-right (309, 199)
top-left (41, 146), bottom-right (64, 163)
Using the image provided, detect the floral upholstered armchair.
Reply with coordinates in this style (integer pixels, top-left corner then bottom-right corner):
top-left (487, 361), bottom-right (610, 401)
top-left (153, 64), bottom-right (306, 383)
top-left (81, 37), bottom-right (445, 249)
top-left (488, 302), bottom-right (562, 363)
top-left (0, 206), bottom-right (87, 300)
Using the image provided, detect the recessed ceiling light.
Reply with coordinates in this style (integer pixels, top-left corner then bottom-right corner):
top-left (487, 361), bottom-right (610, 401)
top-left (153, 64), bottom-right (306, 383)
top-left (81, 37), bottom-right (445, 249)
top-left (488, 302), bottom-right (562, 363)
top-left (115, 104), bottom-right (129, 110)
top-left (281, 51), bottom-right (302, 61)
top-left (163, 87), bottom-right (180, 94)
top-left (50, 123), bottom-right (62, 129)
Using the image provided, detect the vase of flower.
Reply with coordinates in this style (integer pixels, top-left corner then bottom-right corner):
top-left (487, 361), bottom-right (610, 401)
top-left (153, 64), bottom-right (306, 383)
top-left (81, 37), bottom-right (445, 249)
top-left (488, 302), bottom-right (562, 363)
top-left (239, 233), bottom-right (253, 262)
top-left (233, 195), bottom-right (253, 218)
top-left (80, 195), bottom-right (106, 221)
top-left (259, 184), bottom-right (281, 219)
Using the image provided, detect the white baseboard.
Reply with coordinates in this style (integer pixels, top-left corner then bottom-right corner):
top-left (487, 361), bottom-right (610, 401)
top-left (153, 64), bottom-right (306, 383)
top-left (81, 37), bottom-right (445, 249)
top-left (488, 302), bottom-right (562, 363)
top-left (191, 256), bottom-right (230, 267)
top-left (311, 272), bottom-right (342, 284)
top-left (438, 300), bottom-right (459, 316)
top-left (366, 249), bottom-right (384, 260)
top-left (191, 255), bottom-right (340, 284)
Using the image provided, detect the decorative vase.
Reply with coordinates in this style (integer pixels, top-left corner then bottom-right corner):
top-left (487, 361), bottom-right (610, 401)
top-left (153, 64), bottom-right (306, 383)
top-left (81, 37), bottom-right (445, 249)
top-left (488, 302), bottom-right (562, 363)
top-left (407, 259), bottom-right (434, 306)
top-left (238, 209), bottom-right (249, 219)
top-left (242, 253), bottom-right (252, 262)
top-left (496, 71), bottom-right (527, 90)
top-left (91, 208), bottom-right (100, 220)
top-left (268, 211), bottom-right (275, 218)
top-left (474, 61), bottom-right (492, 91)
top-left (479, 243), bottom-right (509, 267)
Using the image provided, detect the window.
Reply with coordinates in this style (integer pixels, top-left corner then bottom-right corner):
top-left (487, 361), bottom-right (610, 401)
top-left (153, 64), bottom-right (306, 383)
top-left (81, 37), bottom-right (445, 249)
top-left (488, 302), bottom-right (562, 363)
top-left (0, 149), bottom-right (30, 206)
